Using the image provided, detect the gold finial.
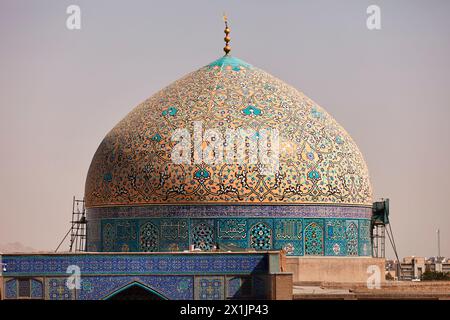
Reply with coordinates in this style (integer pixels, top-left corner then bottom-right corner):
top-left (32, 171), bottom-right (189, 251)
top-left (223, 13), bottom-right (231, 55)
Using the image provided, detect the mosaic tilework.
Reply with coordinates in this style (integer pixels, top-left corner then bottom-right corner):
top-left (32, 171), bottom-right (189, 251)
top-left (346, 220), bottom-right (359, 256)
top-left (159, 218), bottom-right (189, 251)
top-left (5, 279), bottom-right (17, 299)
top-left (1, 252), bottom-right (277, 300)
top-left (192, 219), bottom-right (215, 251)
top-left (304, 220), bottom-right (324, 255)
top-left (46, 278), bottom-right (74, 300)
top-left (325, 219), bottom-right (346, 256)
top-left (102, 222), bottom-right (115, 251)
top-left (216, 219), bottom-right (248, 250)
top-left (358, 219), bottom-right (372, 256)
top-left (195, 276), bottom-right (225, 300)
top-left (87, 203), bottom-right (372, 219)
top-left (31, 279), bottom-right (43, 299)
top-left (247, 219), bottom-right (273, 251)
top-left (250, 222), bottom-right (272, 250)
top-left (96, 217), bottom-right (371, 256)
top-left (85, 55), bottom-right (372, 207)
top-left (139, 221), bottom-right (159, 252)
top-left (3, 273), bottom-right (272, 300)
top-left (273, 219), bottom-right (303, 255)
top-left (78, 276), bottom-right (193, 300)
top-left (86, 221), bottom-right (101, 252)
top-left (115, 219), bottom-right (139, 252)
top-left (2, 253), bottom-right (269, 277)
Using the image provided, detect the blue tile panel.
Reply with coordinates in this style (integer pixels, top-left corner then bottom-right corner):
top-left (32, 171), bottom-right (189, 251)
top-left (1, 253), bottom-right (269, 277)
top-left (31, 279), bottom-right (43, 298)
top-left (5, 279), bottom-right (17, 299)
top-left (46, 277), bottom-right (74, 300)
top-left (92, 217), bottom-right (372, 257)
top-left (87, 204), bottom-right (372, 219)
top-left (195, 276), bottom-right (224, 300)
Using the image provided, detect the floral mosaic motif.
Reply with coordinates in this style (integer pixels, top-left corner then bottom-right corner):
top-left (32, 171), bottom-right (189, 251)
top-left (46, 278), bottom-right (73, 300)
top-left (332, 243), bottom-right (341, 255)
top-left (102, 223), bottom-right (115, 251)
top-left (140, 221), bottom-right (159, 252)
top-left (161, 106), bottom-right (178, 116)
top-left (307, 169), bottom-right (321, 180)
top-left (250, 223), bottom-right (272, 250)
top-left (195, 277), bottom-right (224, 300)
top-left (283, 243), bottom-right (295, 255)
top-left (176, 278), bottom-right (191, 294)
top-left (85, 55), bottom-right (372, 207)
top-left (242, 105), bottom-right (262, 116)
top-left (194, 168), bottom-right (211, 180)
top-left (5, 279), bottom-right (17, 299)
top-left (217, 219), bottom-right (247, 240)
top-left (31, 279), bottom-right (43, 298)
top-left (103, 172), bottom-right (112, 182)
top-left (192, 223), bottom-right (214, 251)
top-left (151, 133), bottom-right (162, 142)
top-left (311, 107), bottom-right (323, 119)
top-left (335, 135), bottom-right (344, 144)
top-left (304, 222), bottom-right (324, 255)
top-left (346, 222), bottom-right (359, 256)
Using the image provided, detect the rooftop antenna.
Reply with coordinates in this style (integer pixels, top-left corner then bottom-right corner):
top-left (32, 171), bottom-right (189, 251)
top-left (223, 13), bottom-right (231, 55)
top-left (437, 228), bottom-right (441, 259)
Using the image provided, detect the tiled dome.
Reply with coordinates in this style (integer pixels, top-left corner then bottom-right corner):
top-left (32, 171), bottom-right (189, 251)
top-left (85, 56), bottom-right (372, 208)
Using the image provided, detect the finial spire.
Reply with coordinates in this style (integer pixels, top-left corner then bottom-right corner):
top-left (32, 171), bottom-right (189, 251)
top-left (223, 13), bottom-right (231, 55)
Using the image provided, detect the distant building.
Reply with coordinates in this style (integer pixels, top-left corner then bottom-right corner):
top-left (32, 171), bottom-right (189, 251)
top-left (386, 257), bottom-right (450, 280)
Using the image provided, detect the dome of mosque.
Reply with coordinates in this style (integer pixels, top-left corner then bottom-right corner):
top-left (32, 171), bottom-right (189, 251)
top-left (84, 55), bottom-right (372, 208)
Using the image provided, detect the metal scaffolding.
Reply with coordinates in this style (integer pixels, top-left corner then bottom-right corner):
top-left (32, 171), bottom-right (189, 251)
top-left (371, 198), bottom-right (402, 279)
top-left (55, 196), bottom-right (86, 252)
top-left (372, 223), bottom-right (386, 258)
top-left (69, 197), bottom-right (86, 252)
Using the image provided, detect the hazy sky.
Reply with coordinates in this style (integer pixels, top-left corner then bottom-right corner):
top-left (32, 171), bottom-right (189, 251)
top-left (0, 0), bottom-right (449, 258)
